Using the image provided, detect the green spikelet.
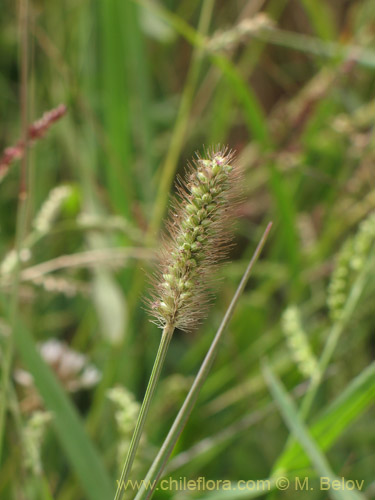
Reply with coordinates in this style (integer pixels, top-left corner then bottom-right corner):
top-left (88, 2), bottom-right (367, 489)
top-left (33, 185), bottom-right (72, 233)
top-left (350, 212), bottom-right (375, 271)
top-left (108, 387), bottom-right (147, 477)
top-left (328, 212), bottom-right (375, 322)
top-left (327, 239), bottom-right (353, 322)
top-left (282, 306), bottom-right (318, 378)
top-left (23, 411), bottom-right (52, 476)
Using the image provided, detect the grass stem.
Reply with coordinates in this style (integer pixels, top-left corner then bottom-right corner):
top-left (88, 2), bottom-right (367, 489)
top-left (114, 323), bottom-right (175, 500)
top-left (134, 222), bottom-right (272, 500)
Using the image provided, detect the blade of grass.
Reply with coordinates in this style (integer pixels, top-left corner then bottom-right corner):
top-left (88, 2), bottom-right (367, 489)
top-left (273, 248), bottom-right (373, 472)
top-left (4, 306), bottom-right (114, 500)
top-left (165, 376), bottom-right (309, 475)
top-left (122, 1), bottom-right (155, 203)
top-left (132, 223), bottom-right (272, 500)
top-left (97, 0), bottom-right (133, 217)
top-left (200, 363), bottom-right (375, 500)
top-left (177, 363), bottom-right (374, 498)
top-left (267, 162), bottom-right (302, 292)
top-left (262, 362), bottom-right (364, 500)
top-left (254, 28), bottom-right (375, 68)
top-left (210, 54), bottom-right (270, 148)
top-left (277, 362), bottom-right (375, 472)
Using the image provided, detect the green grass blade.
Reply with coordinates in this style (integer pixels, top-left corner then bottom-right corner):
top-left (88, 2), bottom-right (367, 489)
top-left (121, 1), bottom-right (155, 203)
top-left (255, 28), bottom-right (375, 68)
top-left (275, 362), bottom-right (375, 472)
top-left (9, 311), bottom-right (114, 500)
top-left (262, 362), bottom-right (364, 500)
top-left (197, 355), bottom-right (375, 500)
top-left (97, 0), bottom-right (133, 217)
top-left (267, 162), bottom-right (301, 289)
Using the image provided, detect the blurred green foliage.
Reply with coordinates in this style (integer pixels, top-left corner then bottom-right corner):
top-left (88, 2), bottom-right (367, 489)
top-left (0, 1), bottom-right (374, 499)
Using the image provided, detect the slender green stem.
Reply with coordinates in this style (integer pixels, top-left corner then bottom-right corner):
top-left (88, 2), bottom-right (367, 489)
top-left (254, 27), bottom-right (375, 68)
top-left (117, 0), bottom-right (214, 419)
top-left (114, 323), bottom-right (175, 500)
top-left (134, 223), bottom-right (272, 500)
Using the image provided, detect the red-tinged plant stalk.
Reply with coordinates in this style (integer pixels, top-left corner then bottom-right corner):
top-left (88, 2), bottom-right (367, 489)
top-left (115, 147), bottom-right (239, 500)
top-left (0, 104), bottom-right (66, 183)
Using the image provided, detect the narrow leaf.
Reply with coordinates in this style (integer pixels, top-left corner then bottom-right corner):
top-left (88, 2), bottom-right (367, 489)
top-left (276, 362), bottom-right (375, 472)
top-left (11, 315), bottom-right (114, 500)
top-left (263, 362), bottom-right (364, 500)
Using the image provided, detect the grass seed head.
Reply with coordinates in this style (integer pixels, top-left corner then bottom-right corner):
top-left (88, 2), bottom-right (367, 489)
top-left (148, 146), bottom-right (240, 332)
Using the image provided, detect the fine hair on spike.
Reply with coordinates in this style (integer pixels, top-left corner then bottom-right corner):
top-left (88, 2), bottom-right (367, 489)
top-left (147, 145), bottom-right (241, 332)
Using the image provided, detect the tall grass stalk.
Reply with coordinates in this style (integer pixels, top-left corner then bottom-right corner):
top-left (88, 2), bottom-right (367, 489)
top-left (134, 223), bottom-right (272, 500)
top-left (113, 324), bottom-right (174, 500)
top-left (114, 147), bottom-right (240, 499)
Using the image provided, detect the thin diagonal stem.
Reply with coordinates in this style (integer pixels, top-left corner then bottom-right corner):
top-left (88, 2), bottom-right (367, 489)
top-left (134, 222), bottom-right (272, 500)
top-left (114, 323), bottom-right (175, 500)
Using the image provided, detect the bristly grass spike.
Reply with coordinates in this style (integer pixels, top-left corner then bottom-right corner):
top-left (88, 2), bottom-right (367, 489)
top-left (148, 145), bottom-right (240, 332)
